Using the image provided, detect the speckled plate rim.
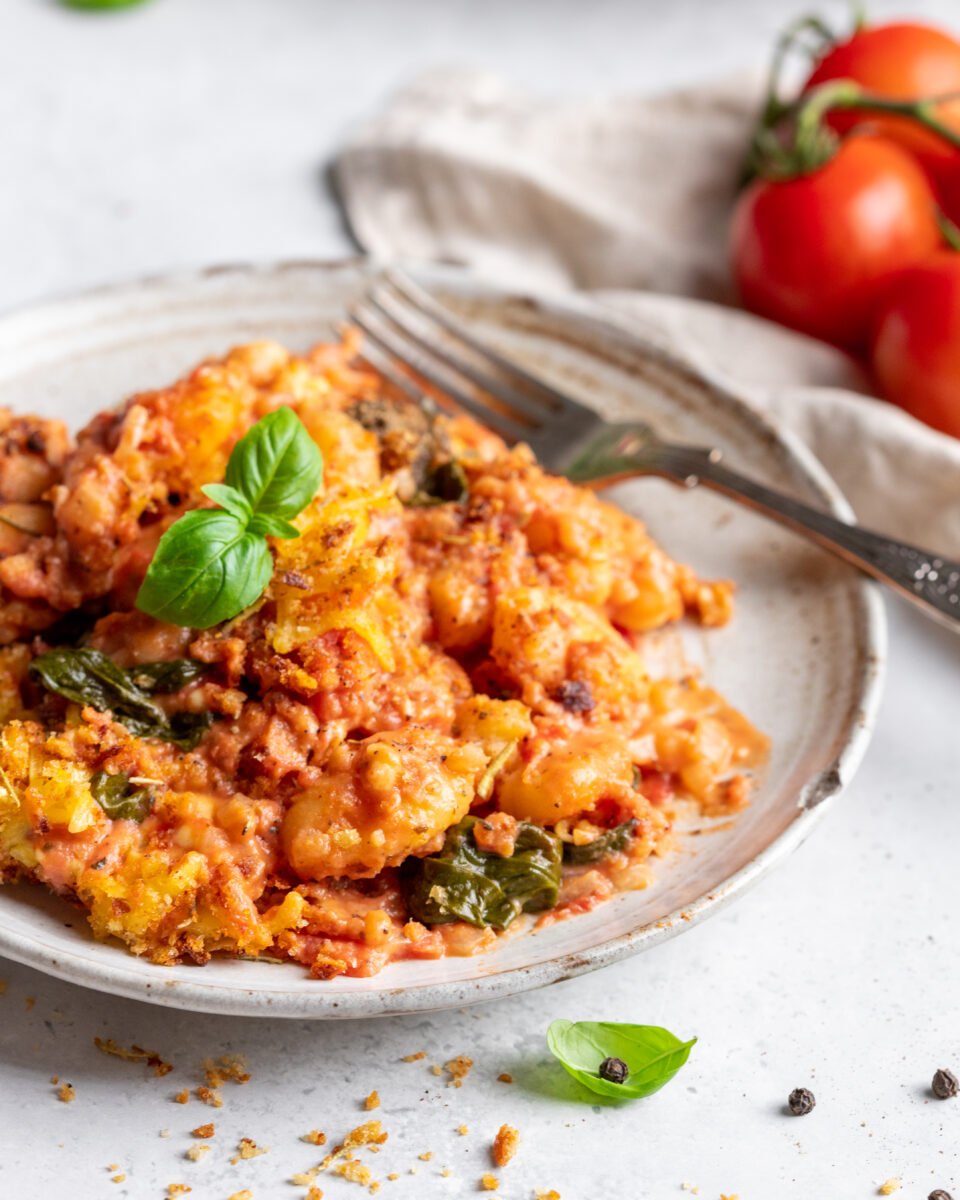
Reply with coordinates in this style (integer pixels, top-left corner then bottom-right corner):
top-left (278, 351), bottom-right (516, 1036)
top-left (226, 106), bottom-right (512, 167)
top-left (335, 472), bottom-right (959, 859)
top-left (0, 258), bottom-right (887, 1018)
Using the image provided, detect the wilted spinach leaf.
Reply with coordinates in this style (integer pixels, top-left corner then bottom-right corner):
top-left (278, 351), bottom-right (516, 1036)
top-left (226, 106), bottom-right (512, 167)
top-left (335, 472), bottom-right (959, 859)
top-left (128, 658), bottom-right (208, 694)
top-left (30, 648), bottom-right (211, 749)
top-left (90, 771), bottom-right (154, 822)
top-left (406, 815), bottom-right (561, 930)
top-left (563, 819), bottom-right (638, 865)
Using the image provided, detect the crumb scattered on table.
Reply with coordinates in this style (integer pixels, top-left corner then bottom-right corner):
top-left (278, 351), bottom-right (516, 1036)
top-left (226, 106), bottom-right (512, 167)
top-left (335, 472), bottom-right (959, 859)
top-left (444, 1056), bottom-right (473, 1088)
top-left (364, 1090), bottom-right (381, 1110)
top-left (491, 1125), bottom-right (519, 1168)
top-left (480, 1174), bottom-right (499, 1191)
top-left (291, 1169), bottom-right (320, 1186)
top-left (24, 995), bottom-right (34, 1011)
top-left (879, 1182), bottom-right (900, 1196)
top-left (418, 1151), bottom-right (432, 1161)
top-left (195, 1086), bottom-right (222, 1108)
top-left (165, 1186), bottom-right (191, 1197)
top-left (228, 1192), bottom-right (253, 1200)
top-left (401, 1051), bottom-right (426, 1062)
top-left (302, 1129), bottom-right (327, 1146)
top-left (535, 1191), bottom-right (561, 1200)
top-left (94, 1036), bottom-right (173, 1076)
top-left (497, 1073), bottom-right (512, 1084)
top-left (191, 1123), bottom-right (214, 1138)
top-left (457, 1124), bottom-right (469, 1136)
top-left (56, 1082), bottom-right (75, 1103)
top-left (230, 1137), bottom-right (268, 1163)
top-left (173, 1089), bottom-right (189, 1105)
top-left (185, 1144), bottom-right (210, 1163)
top-left (110, 1175), bottom-right (125, 1185)
top-left (203, 1054), bottom-right (250, 1087)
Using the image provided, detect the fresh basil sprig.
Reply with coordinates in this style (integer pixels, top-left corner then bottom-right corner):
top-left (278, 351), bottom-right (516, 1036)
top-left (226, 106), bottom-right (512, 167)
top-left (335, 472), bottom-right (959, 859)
top-left (547, 1020), bottom-right (696, 1101)
top-left (136, 407), bottom-right (322, 629)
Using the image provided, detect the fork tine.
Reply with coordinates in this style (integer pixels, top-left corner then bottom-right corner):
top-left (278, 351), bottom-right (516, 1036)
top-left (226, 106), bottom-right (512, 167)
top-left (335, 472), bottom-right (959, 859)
top-left (386, 269), bottom-right (575, 414)
top-left (341, 321), bottom-right (439, 417)
top-left (367, 282), bottom-right (546, 427)
top-left (347, 301), bottom-right (529, 443)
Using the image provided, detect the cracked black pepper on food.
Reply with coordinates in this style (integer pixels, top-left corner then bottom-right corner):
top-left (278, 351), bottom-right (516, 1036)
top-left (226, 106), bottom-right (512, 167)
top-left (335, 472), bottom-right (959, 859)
top-left (598, 1056), bottom-right (630, 1084)
top-left (787, 1087), bottom-right (816, 1115)
top-left (932, 1068), bottom-right (958, 1099)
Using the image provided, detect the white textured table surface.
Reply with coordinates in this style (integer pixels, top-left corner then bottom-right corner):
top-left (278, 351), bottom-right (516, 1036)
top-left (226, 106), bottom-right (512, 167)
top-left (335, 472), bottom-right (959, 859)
top-left (2, 1), bottom-right (960, 1197)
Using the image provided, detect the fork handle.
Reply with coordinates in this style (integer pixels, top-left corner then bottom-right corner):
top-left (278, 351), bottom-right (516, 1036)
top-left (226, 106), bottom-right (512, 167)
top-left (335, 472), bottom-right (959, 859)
top-left (639, 443), bottom-right (960, 631)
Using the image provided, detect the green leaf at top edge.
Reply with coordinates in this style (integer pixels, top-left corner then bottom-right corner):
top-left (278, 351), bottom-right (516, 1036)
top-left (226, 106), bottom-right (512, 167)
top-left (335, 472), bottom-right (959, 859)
top-left (201, 482), bottom-right (252, 523)
top-left (225, 407), bottom-right (323, 519)
top-left (62, 0), bottom-right (151, 9)
top-left (546, 1019), bottom-right (696, 1102)
top-left (135, 509), bottom-right (273, 629)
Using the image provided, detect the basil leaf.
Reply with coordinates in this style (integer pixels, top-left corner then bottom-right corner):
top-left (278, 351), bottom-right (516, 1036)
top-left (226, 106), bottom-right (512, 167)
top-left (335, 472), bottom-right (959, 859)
top-left (90, 771), bottom-right (154, 822)
top-left (135, 509), bottom-right (273, 629)
top-left (62, 0), bottom-right (150, 8)
top-left (563, 820), bottom-right (639, 866)
top-left (129, 659), bottom-right (207, 693)
top-left (201, 482), bottom-right (252, 523)
top-left (406, 815), bottom-right (561, 930)
top-left (547, 1020), bottom-right (696, 1101)
top-left (30, 648), bottom-right (212, 749)
top-left (247, 512), bottom-right (301, 540)
top-left (225, 406), bottom-right (323, 519)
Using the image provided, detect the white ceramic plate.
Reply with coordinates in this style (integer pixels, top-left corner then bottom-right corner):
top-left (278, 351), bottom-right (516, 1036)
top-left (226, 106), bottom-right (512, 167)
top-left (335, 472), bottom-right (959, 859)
top-left (0, 261), bottom-right (885, 1018)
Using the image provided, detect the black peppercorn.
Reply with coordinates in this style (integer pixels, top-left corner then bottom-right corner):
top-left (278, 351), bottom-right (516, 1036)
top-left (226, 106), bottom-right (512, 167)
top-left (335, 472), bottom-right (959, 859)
top-left (598, 1056), bottom-right (629, 1084)
top-left (787, 1087), bottom-right (816, 1116)
top-left (929, 1190), bottom-right (953, 1200)
top-left (932, 1068), bottom-right (959, 1099)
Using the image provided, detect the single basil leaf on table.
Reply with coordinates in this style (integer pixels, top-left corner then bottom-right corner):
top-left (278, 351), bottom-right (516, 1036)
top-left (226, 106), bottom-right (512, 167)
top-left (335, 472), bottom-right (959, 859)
top-left (90, 771), bottom-right (154, 822)
top-left (406, 815), bottom-right (562, 930)
top-left (547, 1020), bottom-right (696, 1101)
top-left (225, 406), bottom-right (323, 518)
top-left (135, 509), bottom-right (273, 629)
top-left (563, 819), bottom-right (639, 865)
top-left (128, 659), bottom-right (208, 694)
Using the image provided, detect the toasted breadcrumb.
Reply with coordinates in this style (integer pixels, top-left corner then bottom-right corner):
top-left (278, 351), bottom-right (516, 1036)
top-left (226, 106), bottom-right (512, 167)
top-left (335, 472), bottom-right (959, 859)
top-left (203, 1054), bottom-right (250, 1087)
top-left (191, 1123), bottom-right (214, 1138)
top-left (228, 1192), bottom-right (253, 1200)
top-left (535, 1192), bottom-right (561, 1200)
top-left (230, 1137), bottom-right (269, 1163)
top-left (430, 1065), bottom-right (442, 1077)
top-left (418, 1151), bottom-right (432, 1161)
top-left (364, 1090), bottom-right (381, 1110)
top-left (879, 1183), bottom-right (900, 1196)
top-left (50, 1075), bottom-right (59, 1085)
top-left (195, 1086), bottom-right (222, 1108)
top-left (480, 1175), bottom-right (499, 1191)
top-left (720, 1195), bottom-right (740, 1200)
top-left (442, 1168), bottom-right (452, 1178)
top-left (159, 1129), bottom-right (171, 1138)
top-left (343, 1121), bottom-right (388, 1150)
top-left (457, 1124), bottom-right (469, 1136)
top-left (387, 1174), bottom-right (399, 1182)
top-left (173, 1090), bottom-right (189, 1105)
top-left (307, 1188), bottom-right (324, 1200)
top-left (491, 1125), bottom-right (519, 1168)
top-left (165, 1187), bottom-right (191, 1197)
top-left (401, 1051), bottom-right (426, 1062)
top-left (334, 1157), bottom-right (373, 1187)
top-left (291, 1169), bottom-right (320, 1186)
top-left (111, 1175), bottom-right (125, 1184)
top-left (25, 996), bottom-right (35, 1011)
top-left (185, 1144), bottom-right (210, 1163)
top-left (56, 1082), bottom-right (75, 1103)
top-left (94, 1036), bottom-right (173, 1076)
top-left (444, 1056), bottom-right (473, 1088)
top-left (497, 1073), bottom-right (513, 1084)
top-left (302, 1130), bottom-right (327, 1146)
top-left (680, 1187), bottom-right (699, 1196)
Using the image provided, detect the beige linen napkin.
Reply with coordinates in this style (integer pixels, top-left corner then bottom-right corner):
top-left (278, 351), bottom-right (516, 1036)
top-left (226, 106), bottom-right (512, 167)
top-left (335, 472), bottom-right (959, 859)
top-left (334, 69), bottom-right (960, 552)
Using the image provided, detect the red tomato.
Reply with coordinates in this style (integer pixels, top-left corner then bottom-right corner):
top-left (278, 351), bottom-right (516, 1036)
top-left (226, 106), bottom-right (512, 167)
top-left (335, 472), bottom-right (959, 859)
top-left (870, 252), bottom-right (960, 437)
top-left (804, 21), bottom-right (960, 189)
top-left (730, 135), bottom-right (942, 349)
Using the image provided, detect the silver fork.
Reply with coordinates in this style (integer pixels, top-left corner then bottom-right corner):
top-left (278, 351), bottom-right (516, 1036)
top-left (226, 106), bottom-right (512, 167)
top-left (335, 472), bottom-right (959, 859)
top-left (349, 269), bottom-right (960, 633)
